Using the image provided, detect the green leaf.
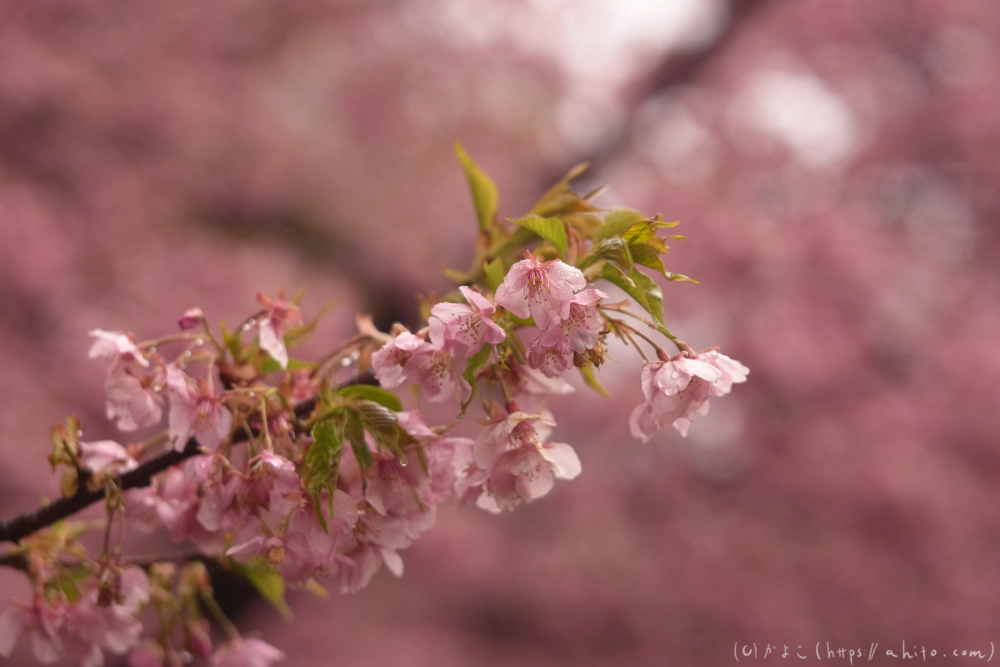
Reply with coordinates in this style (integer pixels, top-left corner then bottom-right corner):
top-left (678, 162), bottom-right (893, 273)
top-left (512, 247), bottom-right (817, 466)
top-left (593, 208), bottom-right (645, 244)
top-left (483, 258), bottom-right (506, 291)
top-left (664, 272), bottom-right (699, 284)
top-left (337, 385), bottom-right (403, 412)
top-left (343, 408), bottom-right (373, 471)
top-left (628, 242), bottom-right (667, 277)
top-left (509, 215), bottom-right (568, 253)
top-left (458, 343), bottom-right (494, 417)
top-left (54, 566), bottom-right (91, 603)
top-left (354, 400), bottom-right (401, 456)
top-left (579, 363), bottom-right (611, 398)
top-left (529, 162), bottom-right (592, 217)
top-left (600, 265), bottom-right (665, 326)
top-left (234, 560), bottom-right (293, 621)
top-left (306, 419), bottom-right (343, 530)
top-left (579, 237), bottom-right (634, 282)
top-left (455, 141), bottom-right (498, 231)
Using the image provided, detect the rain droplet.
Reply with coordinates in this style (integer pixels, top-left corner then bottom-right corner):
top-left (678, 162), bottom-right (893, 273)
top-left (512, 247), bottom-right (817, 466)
top-left (76, 430), bottom-right (83, 438)
top-left (148, 346), bottom-right (157, 353)
top-left (399, 456), bottom-right (408, 467)
top-left (183, 350), bottom-right (192, 358)
top-left (151, 383), bottom-right (163, 393)
top-left (340, 357), bottom-right (353, 367)
top-left (248, 391), bottom-right (255, 398)
top-left (194, 338), bottom-right (204, 346)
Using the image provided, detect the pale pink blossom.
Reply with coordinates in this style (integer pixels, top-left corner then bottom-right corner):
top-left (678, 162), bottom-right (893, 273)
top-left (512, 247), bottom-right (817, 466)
top-left (210, 637), bottom-right (285, 667)
top-left (629, 357), bottom-right (721, 441)
top-left (404, 341), bottom-right (470, 404)
top-left (74, 567), bottom-right (149, 664)
top-left (0, 599), bottom-right (67, 664)
top-left (256, 293), bottom-right (304, 369)
top-left (547, 288), bottom-right (607, 353)
top-left (471, 411), bottom-right (580, 511)
top-left (329, 545), bottom-right (382, 594)
top-left (79, 440), bottom-right (138, 475)
top-left (124, 467), bottom-right (226, 554)
top-left (88, 330), bottom-right (148, 369)
top-left (480, 441), bottom-right (581, 511)
top-left (494, 252), bottom-right (586, 330)
top-left (528, 333), bottom-right (573, 378)
top-left (127, 640), bottom-right (164, 667)
top-left (429, 286), bottom-right (505, 355)
top-left (228, 492), bottom-right (357, 584)
top-left (104, 372), bottom-right (162, 432)
top-left (699, 349), bottom-right (750, 396)
top-left (166, 366), bottom-right (233, 451)
top-left (371, 330), bottom-right (429, 388)
top-left (236, 452), bottom-right (301, 518)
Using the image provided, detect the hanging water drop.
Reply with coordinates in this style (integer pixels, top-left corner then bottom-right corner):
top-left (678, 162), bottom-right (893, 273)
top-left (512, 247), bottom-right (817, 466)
top-left (399, 456), bottom-right (408, 467)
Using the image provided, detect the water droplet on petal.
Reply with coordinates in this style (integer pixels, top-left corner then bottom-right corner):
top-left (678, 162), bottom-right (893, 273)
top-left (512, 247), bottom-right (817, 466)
top-left (183, 350), bottom-right (192, 358)
top-left (76, 430), bottom-right (83, 438)
top-left (248, 391), bottom-right (255, 398)
top-left (194, 338), bottom-right (204, 346)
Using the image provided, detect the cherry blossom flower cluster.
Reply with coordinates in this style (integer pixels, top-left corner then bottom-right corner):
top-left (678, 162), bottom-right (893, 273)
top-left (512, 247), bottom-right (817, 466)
top-left (0, 146), bottom-right (747, 666)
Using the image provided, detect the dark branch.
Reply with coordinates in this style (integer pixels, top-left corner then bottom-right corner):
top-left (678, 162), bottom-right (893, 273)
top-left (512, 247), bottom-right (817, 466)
top-left (0, 369), bottom-right (378, 546)
top-left (0, 438), bottom-right (205, 545)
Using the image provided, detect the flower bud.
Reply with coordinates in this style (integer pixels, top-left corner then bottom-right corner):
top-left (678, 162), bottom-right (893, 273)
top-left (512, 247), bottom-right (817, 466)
top-left (177, 308), bottom-right (204, 331)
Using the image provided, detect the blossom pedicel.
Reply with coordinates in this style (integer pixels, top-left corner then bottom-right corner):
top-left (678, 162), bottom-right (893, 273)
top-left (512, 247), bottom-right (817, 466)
top-left (0, 145), bottom-right (747, 665)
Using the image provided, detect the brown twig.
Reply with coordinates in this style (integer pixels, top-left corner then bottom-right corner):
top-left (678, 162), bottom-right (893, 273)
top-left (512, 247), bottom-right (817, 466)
top-left (0, 369), bottom-right (379, 547)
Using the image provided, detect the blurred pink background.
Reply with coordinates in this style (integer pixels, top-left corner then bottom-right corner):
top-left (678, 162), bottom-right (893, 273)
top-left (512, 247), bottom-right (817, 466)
top-left (2, 0), bottom-right (1000, 665)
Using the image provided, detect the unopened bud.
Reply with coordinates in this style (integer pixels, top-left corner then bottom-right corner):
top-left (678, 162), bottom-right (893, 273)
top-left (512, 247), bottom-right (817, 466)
top-left (177, 308), bottom-right (204, 331)
top-left (183, 618), bottom-right (213, 658)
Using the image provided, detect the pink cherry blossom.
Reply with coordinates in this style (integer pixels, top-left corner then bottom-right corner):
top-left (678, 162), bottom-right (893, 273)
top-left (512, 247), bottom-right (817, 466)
top-left (528, 333), bottom-right (574, 378)
top-left (0, 599), bottom-right (67, 664)
top-left (480, 441), bottom-right (581, 511)
top-left (228, 491), bottom-right (357, 584)
top-left (104, 372), bottom-right (163, 432)
top-left (494, 252), bottom-right (586, 330)
top-left (699, 348), bottom-right (750, 396)
top-left (78, 440), bottom-right (138, 475)
top-left (124, 467), bottom-right (226, 554)
top-left (88, 330), bottom-right (148, 369)
top-left (429, 286), bottom-right (506, 355)
top-left (371, 330), bottom-right (429, 389)
top-left (329, 545), bottom-right (382, 594)
top-left (470, 410), bottom-right (580, 511)
top-left (556, 288), bottom-right (608, 353)
top-left (73, 567), bottom-right (149, 664)
top-left (629, 357), bottom-right (721, 441)
top-left (210, 637), bottom-right (285, 667)
top-left (404, 341), bottom-right (470, 404)
top-left (255, 293), bottom-right (304, 369)
top-left (127, 641), bottom-right (165, 667)
top-left (236, 451), bottom-right (301, 518)
top-left (166, 366), bottom-right (233, 451)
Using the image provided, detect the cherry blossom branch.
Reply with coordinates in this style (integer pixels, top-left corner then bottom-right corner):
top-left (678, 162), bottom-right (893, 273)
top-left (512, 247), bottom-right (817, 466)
top-left (0, 369), bottom-right (378, 546)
